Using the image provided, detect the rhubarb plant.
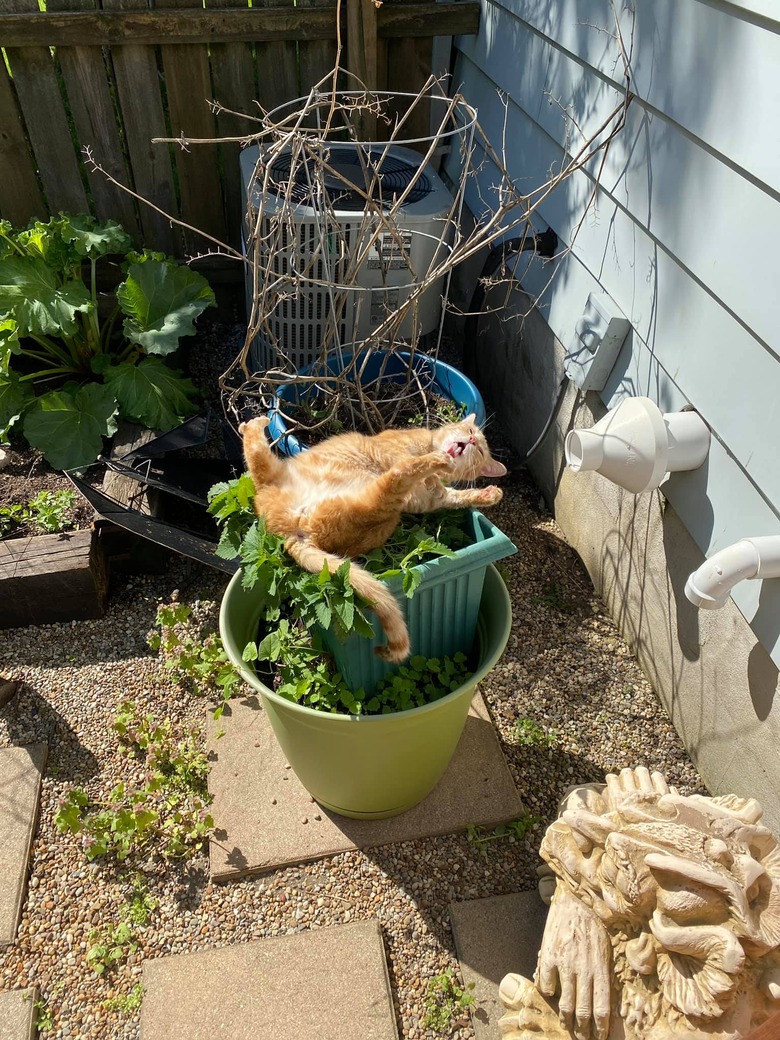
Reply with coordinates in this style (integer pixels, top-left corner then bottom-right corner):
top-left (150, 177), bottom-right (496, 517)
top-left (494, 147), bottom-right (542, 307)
top-left (0, 214), bottom-right (215, 470)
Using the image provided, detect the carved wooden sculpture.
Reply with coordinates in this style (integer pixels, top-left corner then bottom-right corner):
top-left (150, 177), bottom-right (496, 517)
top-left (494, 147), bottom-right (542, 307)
top-left (499, 767), bottom-right (780, 1040)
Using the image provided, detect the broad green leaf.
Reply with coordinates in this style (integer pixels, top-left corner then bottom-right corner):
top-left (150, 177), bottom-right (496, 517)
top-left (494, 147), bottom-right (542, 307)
top-left (118, 260), bottom-right (216, 355)
top-left (58, 214), bottom-right (133, 258)
top-left (16, 219), bottom-right (73, 272)
top-left (0, 220), bottom-right (14, 260)
top-left (103, 357), bottom-right (198, 431)
top-left (0, 370), bottom-right (34, 431)
top-left (242, 641), bottom-right (258, 662)
top-left (351, 611), bottom-right (375, 640)
top-left (402, 568), bottom-right (422, 599)
top-left (0, 255), bottom-right (91, 337)
top-left (0, 316), bottom-right (21, 362)
top-left (333, 596), bottom-right (355, 632)
top-left (257, 630), bottom-right (282, 661)
top-left (314, 601), bottom-right (332, 630)
top-left (23, 382), bottom-right (118, 469)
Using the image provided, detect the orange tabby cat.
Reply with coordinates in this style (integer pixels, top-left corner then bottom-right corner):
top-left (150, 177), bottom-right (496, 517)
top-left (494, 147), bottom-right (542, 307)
top-left (239, 413), bottom-right (507, 662)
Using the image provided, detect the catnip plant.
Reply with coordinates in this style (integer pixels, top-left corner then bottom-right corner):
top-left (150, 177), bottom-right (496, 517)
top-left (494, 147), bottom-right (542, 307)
top-left (207, 475), bottom-right (474, 715)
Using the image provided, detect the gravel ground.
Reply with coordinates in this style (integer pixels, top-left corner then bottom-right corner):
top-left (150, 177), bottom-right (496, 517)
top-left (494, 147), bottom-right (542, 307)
top-left (0, 466), bottom-right (704, 1040)
top-left (1, 319), bottom-right (704, 1038)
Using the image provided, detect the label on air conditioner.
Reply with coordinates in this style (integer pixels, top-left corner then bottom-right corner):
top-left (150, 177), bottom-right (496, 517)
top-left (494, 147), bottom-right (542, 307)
top-left (368, 232), bottom-right (412, 270)
top-left (370, 288), bottom-right (400, 326)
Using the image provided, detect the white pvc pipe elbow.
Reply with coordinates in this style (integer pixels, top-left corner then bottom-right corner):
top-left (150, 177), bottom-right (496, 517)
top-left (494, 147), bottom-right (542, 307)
top-left (684, 536), bottom-right (780, 609)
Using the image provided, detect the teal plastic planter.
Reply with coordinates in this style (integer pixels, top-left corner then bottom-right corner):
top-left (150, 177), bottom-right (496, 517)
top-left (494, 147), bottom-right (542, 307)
top-left (219, 564), bottom-right (512, 819)
top-left (319, 509), bottom-right (516, 693)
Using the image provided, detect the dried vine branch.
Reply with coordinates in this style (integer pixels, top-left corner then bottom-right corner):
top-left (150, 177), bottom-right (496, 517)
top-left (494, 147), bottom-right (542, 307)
top-left (85, 0), bottom-right (633, 444)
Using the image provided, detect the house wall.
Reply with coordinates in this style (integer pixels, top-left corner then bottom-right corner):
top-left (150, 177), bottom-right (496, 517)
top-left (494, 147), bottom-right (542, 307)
top-left (448, 0), bottom-right (780, 827)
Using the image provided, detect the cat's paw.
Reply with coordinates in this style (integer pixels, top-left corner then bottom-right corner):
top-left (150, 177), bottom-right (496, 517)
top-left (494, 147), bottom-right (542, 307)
top-left (477, 485), bottom-right (503, 506)
top-left (425, 451), bottom-right (456, 476)
top-left (239, 415), bottom-right (270, 436)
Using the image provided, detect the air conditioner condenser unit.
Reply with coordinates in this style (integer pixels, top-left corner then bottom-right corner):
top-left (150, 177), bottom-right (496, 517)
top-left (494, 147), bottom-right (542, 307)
top-left (240, 142), bottom-right (456, 372)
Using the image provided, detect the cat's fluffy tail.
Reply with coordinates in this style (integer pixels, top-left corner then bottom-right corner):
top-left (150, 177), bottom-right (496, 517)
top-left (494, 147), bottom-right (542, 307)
top-left (284, 537), bottom-right (411, 663)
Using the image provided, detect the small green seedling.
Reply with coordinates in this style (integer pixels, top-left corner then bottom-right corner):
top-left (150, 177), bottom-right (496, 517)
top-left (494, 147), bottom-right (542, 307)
top-left (86, 921), bottom-right (138, 975)
top-left (466, 814), bottom-right (541, 855)
top-left (0, 489), bottom-right (76, 537)
top-left (423, 968), bottom-right (476, 1031)
top-left (102, 982), bottom-right (144, 1014)
top-left (24, 984), bottom-right (63, 1033)
top-left (531, 581), bottom-right (575, 613)
top-left (148, 600), bottom-right (242, 720)
top-left (55, 701), bottom-right (213, 863)
top-left (513, 717), bottom-right (558, 747)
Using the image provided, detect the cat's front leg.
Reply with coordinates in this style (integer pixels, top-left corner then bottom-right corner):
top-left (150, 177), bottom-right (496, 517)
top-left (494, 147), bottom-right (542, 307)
top-left (407, 483), bottom-right (504, 512)
top-left (240, 416), bottom-right (285, 489)
top-left (383, 451), bottom-right (455, 493)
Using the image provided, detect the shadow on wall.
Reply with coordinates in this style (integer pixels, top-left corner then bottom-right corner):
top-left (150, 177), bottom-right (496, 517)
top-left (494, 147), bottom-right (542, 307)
top-left (469, 0), bottom-right (742, 392)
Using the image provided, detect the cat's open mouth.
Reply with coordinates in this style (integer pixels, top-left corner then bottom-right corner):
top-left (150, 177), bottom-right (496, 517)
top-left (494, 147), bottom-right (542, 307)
top-left (447, 441), bottom-right (470, 458)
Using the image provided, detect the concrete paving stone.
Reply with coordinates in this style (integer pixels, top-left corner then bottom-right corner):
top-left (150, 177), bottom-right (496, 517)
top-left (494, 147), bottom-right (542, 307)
top-left (0, 744), bottom-right (47, 947)
top-left (208, 692), bottom-right (524, 880)
top-left (449, 891), bottom-right (548, 1040)
top-left (0, 987), bottom-right (38, 1040)
top-left (141, 919), bottom-right (398, 1040)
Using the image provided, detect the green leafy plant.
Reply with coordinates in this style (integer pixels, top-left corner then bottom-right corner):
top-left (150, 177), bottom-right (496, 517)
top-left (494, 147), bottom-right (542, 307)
top-left (55, 702), bottom-right (213, 861)
top-left (0, 214), bottom-right (215, 469)
top-left (87, 877), bottom-right (156, 977)
top-left (0, 488), bottom-right (76, 537)
top-left (531, 581), bottom-right (575, 614)
top-left (122, 876), bottom-right (158, 926)
top-left (148, 600), bottom-right (242, 719)
top-left (366, 653), bottom-right (471, 714)
top-left (423, 968), bottom-right (475, 1031)
top-left (407, 397), bottom-right (467, 427)
top-left (86, 920), bottom-right (139, 976)
top-left (513, 716), bottom-right (558, 747)
top-left (24, 985), bottom-right (63, 1033)
top-left (208, 477), bottom-right (475, 716)
top-left (102, 982), bottom-right (144, 1014)
top-left (465, 813), bottom-right (541, 855)
top-left (359, 510), bottom-right (471, 598)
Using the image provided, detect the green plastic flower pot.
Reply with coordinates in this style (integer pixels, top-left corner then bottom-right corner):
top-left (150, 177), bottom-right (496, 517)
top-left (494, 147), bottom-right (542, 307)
top-left (219, 564), bottom-right (512, 819)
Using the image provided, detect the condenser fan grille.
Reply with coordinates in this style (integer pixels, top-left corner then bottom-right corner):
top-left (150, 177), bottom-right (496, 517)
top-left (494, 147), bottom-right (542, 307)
top-left (264, 146), bottom-right (433, 210)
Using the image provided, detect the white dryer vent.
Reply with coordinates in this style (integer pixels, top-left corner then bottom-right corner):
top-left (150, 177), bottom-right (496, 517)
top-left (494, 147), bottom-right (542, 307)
top-left (240, 142), bottom-right (456, 372)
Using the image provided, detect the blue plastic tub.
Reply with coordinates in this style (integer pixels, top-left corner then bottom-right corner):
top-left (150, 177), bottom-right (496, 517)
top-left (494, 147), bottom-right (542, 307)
top-left (267, 349), bottom-right (486, 456)
top-left (318, 509), bottom-right (516, 694)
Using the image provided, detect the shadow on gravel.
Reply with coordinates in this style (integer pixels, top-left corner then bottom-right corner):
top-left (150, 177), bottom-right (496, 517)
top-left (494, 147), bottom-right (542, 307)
top-left (502, 742), bottom-right (608, 823)
top-left (0, 682), bottom-right (100, 785)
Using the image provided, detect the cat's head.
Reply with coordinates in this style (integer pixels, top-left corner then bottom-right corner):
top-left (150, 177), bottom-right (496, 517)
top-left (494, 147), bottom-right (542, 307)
top-left (433, 413), bottom-right (507, 480)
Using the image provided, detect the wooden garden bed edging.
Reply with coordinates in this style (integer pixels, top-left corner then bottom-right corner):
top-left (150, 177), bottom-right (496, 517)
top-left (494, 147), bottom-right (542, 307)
top-left (0, 529), bottom-right (108, 630)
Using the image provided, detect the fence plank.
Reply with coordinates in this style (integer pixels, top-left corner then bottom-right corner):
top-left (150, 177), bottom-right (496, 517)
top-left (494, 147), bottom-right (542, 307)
top-left (0, 61), bottom-right (44, 224)
top-left (157, 0), bottom-right (227, 251)
top-left (297, 0), bottom-right (339, 96)
top-left (346, 0), bottom-right (379, 138)
top-left (0, 0), bottom-right (88, 216)
top-left (207, 0), bottom-right (259, 254)
top-left (47, 0), bottom-right (140, 236)
top-left (386, 35), bottom-right (433, 148)
top-left (255, 0), bottom-right (299, 115)
top-left (101, 0), bottom-right (180, 253)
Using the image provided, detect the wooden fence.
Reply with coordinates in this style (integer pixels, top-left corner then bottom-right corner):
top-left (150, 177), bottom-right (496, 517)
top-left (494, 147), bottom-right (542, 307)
top-left (0, 0), bottom-right (479, 259)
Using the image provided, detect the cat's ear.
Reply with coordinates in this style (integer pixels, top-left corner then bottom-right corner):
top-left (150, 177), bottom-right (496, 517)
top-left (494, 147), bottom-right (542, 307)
top-left (465, 413), bottom-right (477, 425)
top-left (481, 458), bottom-right (507, 477)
